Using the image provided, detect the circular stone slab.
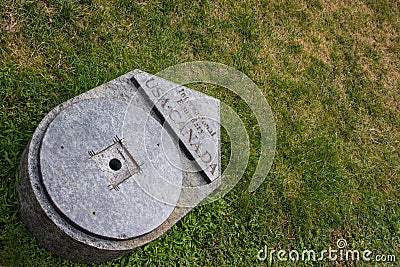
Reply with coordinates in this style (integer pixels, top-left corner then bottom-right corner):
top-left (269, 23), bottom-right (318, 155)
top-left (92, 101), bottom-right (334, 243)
top-left (39, 98), bottom-right (183, 240)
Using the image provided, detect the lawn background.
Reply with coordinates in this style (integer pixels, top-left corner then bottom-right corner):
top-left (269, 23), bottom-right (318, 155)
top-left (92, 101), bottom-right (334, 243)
top-left (0, 0), bottom-right (399, 266)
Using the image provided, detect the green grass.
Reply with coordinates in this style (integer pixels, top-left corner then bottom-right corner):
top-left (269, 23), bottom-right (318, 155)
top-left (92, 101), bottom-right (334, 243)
top-left (1, 0), bottom-right (399, 266)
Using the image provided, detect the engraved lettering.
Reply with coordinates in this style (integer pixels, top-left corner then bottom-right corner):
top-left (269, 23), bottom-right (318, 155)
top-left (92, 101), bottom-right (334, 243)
top-left (209, 163), bottom-right (217, 175)
top-left (199, 150), bottom-right (212, 164)
top-left (145, 77), bottom-right (163, 98)
top-left (169, 109), bottom-right (181, 122)
top-left (152, 86), bottom-right (162, 98)
top-left (145, 77), bottom-right (158, 88)
top-left (169, 109), bottom-right (186, 130)
top-left (161, 98), bottom-right (169, 108)
top-left (135, 71), bottom-right (220, 181)
top-left (181, 128), bottom-right (198, 143)
top-left (190, 142), bottom-right (201, 154)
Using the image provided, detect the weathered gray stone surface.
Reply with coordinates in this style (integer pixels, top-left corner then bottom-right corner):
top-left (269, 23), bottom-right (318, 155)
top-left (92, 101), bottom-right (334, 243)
top-left (40, 97), bottom-right (183, 240)
top-left (133, 70), bottom-right (220, 182)
top-left (17, 70), bottom-right (221, 263)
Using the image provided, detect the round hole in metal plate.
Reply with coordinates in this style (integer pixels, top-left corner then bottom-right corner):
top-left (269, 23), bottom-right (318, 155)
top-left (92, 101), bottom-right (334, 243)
top-left (109, 158), bottom-right (122, 171)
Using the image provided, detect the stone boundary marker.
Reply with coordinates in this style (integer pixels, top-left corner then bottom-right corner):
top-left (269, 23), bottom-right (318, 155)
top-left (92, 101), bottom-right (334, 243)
top-left (17, 70), bottom-right (221, 263)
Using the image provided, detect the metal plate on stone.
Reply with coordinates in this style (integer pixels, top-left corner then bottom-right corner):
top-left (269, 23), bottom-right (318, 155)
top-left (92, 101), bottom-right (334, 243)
top-left (132, 70), bottom-right (221, 182)
top-left (39, 97), bottom-right (183, 240)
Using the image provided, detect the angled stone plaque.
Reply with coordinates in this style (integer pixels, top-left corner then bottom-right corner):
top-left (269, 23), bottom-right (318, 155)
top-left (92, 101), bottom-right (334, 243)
top-left (132, 70), bottom-right (220, 182)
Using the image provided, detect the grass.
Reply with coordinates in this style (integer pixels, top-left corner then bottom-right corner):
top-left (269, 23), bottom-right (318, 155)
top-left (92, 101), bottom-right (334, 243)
top-left (1, 0), bottom-right (399, 266)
